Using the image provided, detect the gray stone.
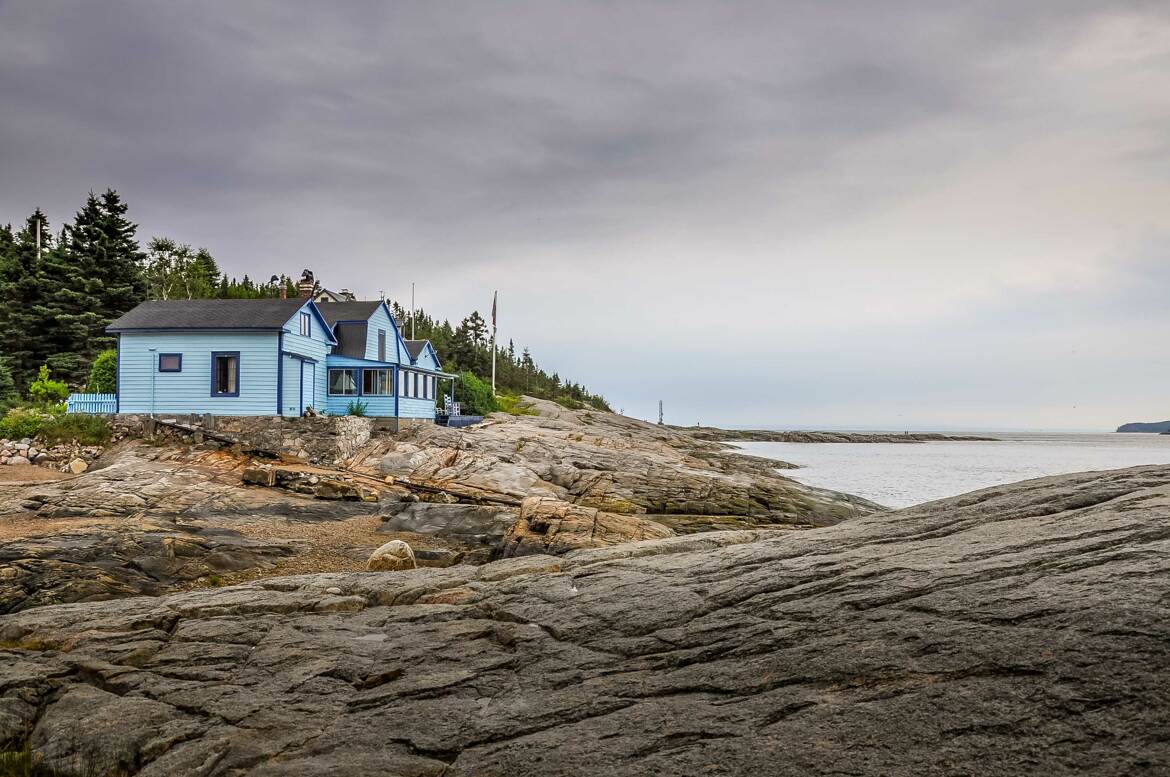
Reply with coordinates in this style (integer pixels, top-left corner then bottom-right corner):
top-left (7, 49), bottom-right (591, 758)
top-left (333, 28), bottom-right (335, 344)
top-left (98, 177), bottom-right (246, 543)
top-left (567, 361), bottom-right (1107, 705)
top-left (379, 502), bottom-right (518, 546)
top-left (366, 539), bottom-right (417, 571)
top-left (6, 455), bottom-right (30, 466)
top-left (2, 465), bottom-right (1169, 775)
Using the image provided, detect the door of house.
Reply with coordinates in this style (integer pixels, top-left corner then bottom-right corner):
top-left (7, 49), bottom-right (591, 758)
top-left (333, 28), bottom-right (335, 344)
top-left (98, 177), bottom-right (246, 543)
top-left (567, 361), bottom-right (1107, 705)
top-left (302, 362), bottom-right (315, 412)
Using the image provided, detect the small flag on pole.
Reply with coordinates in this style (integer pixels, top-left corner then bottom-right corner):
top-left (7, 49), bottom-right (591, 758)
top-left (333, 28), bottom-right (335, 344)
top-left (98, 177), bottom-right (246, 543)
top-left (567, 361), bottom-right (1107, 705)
top-left (491, 291), bottom-right (498, 394)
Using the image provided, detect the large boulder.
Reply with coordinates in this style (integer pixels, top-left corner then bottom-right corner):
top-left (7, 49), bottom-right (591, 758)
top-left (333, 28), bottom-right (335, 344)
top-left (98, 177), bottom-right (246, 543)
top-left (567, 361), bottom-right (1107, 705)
top-left (380, 502), bottom-right (517, 547)
top-left (367, 539), bottom-right (417, 571)
top-left (499, 496), bottom-right (675, 558)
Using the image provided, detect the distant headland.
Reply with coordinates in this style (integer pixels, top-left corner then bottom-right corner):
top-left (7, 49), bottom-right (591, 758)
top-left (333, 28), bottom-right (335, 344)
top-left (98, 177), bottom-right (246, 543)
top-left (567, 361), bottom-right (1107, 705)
top-left (1116, 420), bottom-right (1170, 434)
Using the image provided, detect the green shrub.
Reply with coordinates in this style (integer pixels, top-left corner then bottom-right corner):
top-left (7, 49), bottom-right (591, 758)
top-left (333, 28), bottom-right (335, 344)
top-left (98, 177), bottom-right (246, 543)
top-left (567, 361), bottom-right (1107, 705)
top-left (346, 400), bottom-right (369, 417)
top-left (87, 350), bottom-right (118, 394)
top-left (27, 366), bottom-right (68, 406)
top-left (0, 408), bottom-right (50, 441)
top-left (454, 371), bottom-right (499, 415)
top-left (38, 414), bottom-right (112, 447)
top-left (497, 394), bottom-right (538, 416)
top-left (552, 396), bottom-right (585, 410)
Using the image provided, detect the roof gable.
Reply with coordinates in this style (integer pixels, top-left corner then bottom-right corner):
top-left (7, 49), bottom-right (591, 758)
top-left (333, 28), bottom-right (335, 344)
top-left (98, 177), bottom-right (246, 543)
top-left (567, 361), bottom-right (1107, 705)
top-left (404, 339), bottom-right (442, 368)
top-left (108, 298), bottom-right (314, 332)
top-left (282, 300), bottom-right (338, 345)
top-left (316, 301), bottom-right (386, 327)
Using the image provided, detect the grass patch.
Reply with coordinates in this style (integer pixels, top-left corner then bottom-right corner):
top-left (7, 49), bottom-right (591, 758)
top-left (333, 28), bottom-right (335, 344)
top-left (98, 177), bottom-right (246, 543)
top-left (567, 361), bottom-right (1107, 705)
top-left (0, 637), bottom-right (55, 652)
top-left (0, 743), bottom-right (64, 777)
top-left (496, 394), bottom-right (538, 416)
top-left (37, 415), bottom-right (112, 447)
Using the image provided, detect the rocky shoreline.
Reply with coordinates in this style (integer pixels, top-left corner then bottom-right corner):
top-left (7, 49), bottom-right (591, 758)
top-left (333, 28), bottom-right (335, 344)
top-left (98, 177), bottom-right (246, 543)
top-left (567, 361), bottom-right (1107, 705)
top-left (2, 462), bottom-right (1167, 774)
top-left (0, 400), bottom-right (881, 614)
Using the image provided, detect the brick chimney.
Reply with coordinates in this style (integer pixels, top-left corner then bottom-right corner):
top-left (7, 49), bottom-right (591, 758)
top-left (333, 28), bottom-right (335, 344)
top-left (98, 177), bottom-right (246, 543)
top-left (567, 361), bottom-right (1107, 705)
top-left (279, 284), bottom-right (287, 299)
top-left (297, 279), bottom-right (315, 299)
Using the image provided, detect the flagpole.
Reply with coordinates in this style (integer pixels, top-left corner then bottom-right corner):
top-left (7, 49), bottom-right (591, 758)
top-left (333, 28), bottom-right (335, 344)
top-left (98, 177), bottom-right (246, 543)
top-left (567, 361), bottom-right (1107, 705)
top-left (491, 290), bottom-right (498, 395)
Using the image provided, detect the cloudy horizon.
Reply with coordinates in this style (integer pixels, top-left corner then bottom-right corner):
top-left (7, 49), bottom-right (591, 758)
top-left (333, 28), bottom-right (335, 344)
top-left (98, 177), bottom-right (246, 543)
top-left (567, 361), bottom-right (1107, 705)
top-left (2, 1), bottom-right (1167, 430)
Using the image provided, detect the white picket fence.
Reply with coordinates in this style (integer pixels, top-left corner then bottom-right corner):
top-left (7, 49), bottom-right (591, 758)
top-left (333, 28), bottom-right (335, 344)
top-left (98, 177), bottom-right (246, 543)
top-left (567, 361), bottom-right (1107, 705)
top-left (66, 393), bottom-right (116, 414)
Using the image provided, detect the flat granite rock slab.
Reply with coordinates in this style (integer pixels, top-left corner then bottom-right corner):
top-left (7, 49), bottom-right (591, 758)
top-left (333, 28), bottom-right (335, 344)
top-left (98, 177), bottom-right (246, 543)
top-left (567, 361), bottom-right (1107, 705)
top-left (1, 464), bottom-right (1169, 775)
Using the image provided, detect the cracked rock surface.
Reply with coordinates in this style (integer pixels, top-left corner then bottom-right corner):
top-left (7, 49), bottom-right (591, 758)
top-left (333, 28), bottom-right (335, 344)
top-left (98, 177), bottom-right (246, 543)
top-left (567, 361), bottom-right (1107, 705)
top-left (2, 464), bottom-right (1168, 775)
top-left (358, 397), bottom-right (880, 526)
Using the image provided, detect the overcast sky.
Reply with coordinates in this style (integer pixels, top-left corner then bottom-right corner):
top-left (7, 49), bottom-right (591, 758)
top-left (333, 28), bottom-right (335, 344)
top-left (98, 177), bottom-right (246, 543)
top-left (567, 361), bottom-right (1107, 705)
top-left (2, 1), bottom-right (1167, 430)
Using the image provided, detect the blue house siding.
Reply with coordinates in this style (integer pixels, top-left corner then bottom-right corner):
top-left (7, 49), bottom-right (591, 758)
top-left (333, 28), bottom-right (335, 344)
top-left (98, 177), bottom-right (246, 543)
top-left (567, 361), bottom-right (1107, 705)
top-left (360, 304), bottom-right (410, 364)
top-left (118, 332), bottom-right (279, 415)
top-left (322, 356), bottom-right (398, 417)
top-left (399, 396), bottom-right (436, 419)
top-left (413, 343), bottom-right (440, 371)
top-left (280, 302), bottom-right (332, 416)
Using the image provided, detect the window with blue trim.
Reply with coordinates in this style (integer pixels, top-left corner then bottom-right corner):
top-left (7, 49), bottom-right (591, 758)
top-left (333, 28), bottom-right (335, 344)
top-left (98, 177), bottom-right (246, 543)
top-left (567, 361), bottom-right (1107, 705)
top-left (158, 353), bottom-right (182, 372)
top-left (329, 368), bottom-right (358, 396)
top-left (211, 352), bottom-right (240, 397)
top-left (363, 368), bottom-right (391, 395)
top-left (299, 312), bottom-right (311, 337)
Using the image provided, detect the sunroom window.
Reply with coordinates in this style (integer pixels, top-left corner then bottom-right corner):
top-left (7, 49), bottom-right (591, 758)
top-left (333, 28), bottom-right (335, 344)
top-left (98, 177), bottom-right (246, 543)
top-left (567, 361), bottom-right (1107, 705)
top-left (329, 368), bottom-right (357, 396)
top-left (363, 368), bottom-right (391, 396)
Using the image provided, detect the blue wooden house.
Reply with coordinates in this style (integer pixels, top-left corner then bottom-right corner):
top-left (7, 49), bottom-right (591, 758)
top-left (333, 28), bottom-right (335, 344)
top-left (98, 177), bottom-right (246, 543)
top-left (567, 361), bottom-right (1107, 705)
top-left (104, 297), bottom-right (454, 421)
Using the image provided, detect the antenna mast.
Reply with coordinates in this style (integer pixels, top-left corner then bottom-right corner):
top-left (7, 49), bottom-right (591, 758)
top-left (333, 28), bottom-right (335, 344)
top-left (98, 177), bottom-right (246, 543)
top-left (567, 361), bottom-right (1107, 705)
top-left (410, 282), bottom-right (415, 340)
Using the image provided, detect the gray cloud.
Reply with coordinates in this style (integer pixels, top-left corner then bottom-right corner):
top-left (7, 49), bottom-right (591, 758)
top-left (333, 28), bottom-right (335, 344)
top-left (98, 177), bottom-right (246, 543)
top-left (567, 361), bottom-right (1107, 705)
top-left (1, 0), bottom-right (1168, 428)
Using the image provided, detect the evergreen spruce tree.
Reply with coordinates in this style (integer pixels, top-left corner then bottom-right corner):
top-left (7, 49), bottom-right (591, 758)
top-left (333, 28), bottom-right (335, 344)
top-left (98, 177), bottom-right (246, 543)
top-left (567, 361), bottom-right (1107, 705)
top-left (42, 190), bottom-right (146, 383)
top-left (41, 194), bottom-right (108, 381)
top-left (94, 189), bottom-right (147, 323)
top-left (0, 357), bottom-right (17, 410)
top-left (0, 212), bottom-right (53, 390)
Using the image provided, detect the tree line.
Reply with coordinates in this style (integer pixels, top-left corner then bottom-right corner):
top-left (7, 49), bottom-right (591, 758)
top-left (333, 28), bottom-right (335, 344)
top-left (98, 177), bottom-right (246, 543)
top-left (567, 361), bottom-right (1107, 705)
top-left (0, 190), bottom-right (609, 411)
top-left (389, 303), bottom-right (610, 411)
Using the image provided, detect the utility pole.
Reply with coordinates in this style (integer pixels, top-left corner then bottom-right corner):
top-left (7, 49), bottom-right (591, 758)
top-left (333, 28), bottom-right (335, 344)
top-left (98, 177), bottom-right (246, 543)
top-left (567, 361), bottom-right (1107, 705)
top-left (490, 290), bottom-right (498, 394)
top-left (658, 400), bottom-right (664, 425)
top-left (410, 283), bottom-right (415, 340)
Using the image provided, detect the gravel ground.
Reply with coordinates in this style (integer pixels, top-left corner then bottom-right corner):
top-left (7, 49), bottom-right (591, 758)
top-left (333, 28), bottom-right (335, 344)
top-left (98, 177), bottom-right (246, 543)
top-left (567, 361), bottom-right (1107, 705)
top-left (194, 515), bottom-right (447, 586)
top-left (0, 466), bottom-right (69, 483)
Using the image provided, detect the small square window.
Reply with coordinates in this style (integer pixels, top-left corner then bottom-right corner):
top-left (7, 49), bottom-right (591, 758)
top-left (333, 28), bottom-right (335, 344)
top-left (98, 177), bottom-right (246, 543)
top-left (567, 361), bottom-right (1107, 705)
top-left (158, 353), bottom-right (182, 372)
top-left (299, 312), bottom-right (311, 337)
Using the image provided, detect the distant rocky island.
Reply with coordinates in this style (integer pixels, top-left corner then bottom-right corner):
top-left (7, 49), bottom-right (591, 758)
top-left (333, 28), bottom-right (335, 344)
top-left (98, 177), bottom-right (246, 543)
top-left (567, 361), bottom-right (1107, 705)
top-left (686, 427), bottom-right (998, 443)
top-left (1116, 420), bottom-right (1170, 433)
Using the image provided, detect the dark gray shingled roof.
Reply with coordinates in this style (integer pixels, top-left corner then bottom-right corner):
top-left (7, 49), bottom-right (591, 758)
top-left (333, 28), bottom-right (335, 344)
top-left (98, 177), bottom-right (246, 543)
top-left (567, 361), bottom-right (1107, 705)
top-left (107, 298), bottom-right (311, 331)
top-left (316, 301), bottom-right (386, 327)
top-left (404, 340), bottom-right (429, 359)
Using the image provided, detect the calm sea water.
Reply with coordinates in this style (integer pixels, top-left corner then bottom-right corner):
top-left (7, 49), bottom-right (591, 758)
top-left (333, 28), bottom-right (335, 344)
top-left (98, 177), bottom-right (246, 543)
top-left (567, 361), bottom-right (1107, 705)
top-left (731, 433), bottom-right (1170, 509)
